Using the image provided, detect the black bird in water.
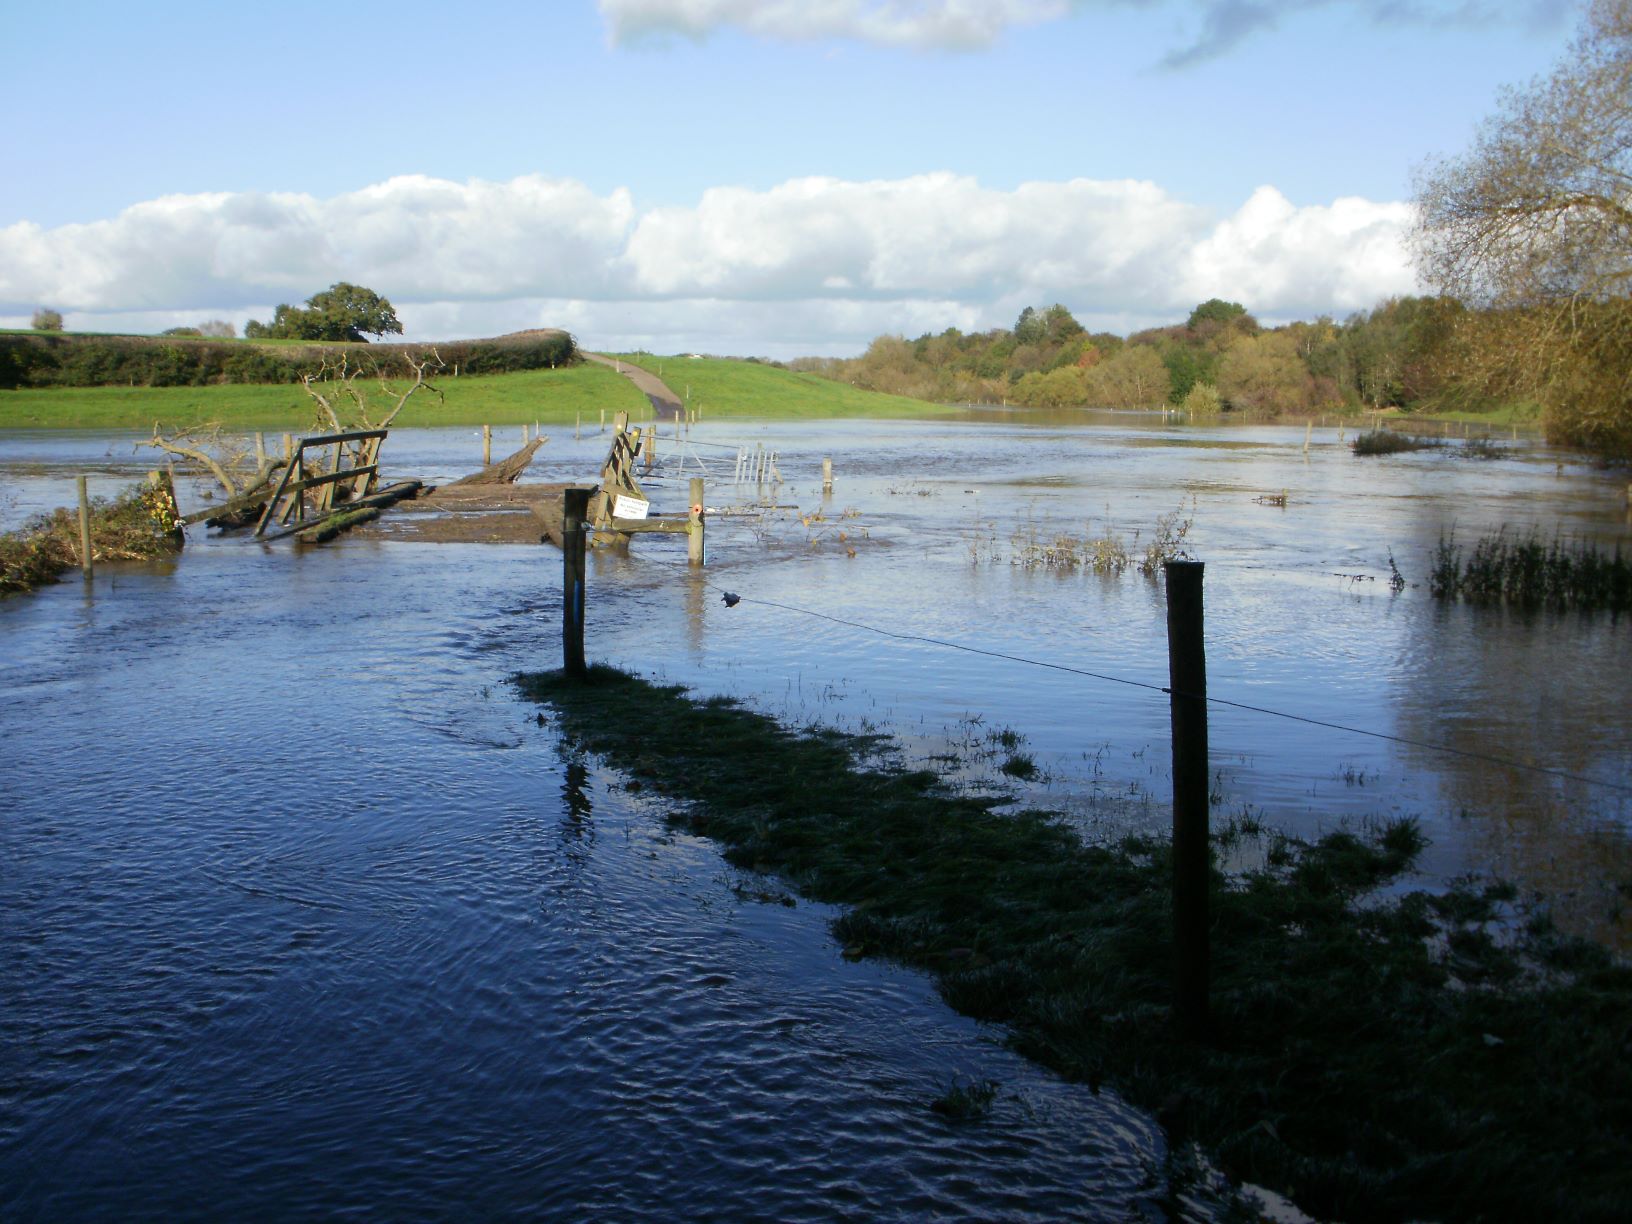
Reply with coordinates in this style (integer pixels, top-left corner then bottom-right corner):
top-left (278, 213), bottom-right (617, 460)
top-left (721, 591), bottom-right (741, 607)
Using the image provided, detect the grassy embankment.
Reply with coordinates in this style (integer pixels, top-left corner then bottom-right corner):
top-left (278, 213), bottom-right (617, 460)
top-left (0, 363), bottom-right (649, 431)
top-left (610, 353), bottom-right (951, 419)
top-left (0, 352), bottom-right (945, 430)
top-left (515, 665), bottom-right (1632, 1224)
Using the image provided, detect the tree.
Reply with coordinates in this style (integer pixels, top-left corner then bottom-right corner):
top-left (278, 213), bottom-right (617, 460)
top-left (1217, 332), bottom-right (1322, 415)
top-left (1013, 306), bottom-right (1045, 345)
top-left (1412, 0), bottom-right (1632, 455)
top-left (245, 282), bottom-right (404, 343)
top-left (1186, 299), bottom-right (1249, 329)
top-left (1041, 303), bottom-right (1085, 342)
top-left (1081, 346), bottom-right (1169, 408)
top-left (1414, 0), bottom-right (1631, 307)
top-left (32, 308), bottom-right (63, 331)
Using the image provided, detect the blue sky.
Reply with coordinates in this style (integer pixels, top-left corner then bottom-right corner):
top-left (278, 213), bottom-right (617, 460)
top-left (0, 1), bottom-right (1579, 356)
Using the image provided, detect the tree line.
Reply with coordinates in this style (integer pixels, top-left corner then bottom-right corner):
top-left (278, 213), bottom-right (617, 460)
top-left (797, 295), bottom-right (1465, 417)
top-left (804, 0), bottom-right (1630, 460)
top-left (0, 329), bottom-right (578, 391)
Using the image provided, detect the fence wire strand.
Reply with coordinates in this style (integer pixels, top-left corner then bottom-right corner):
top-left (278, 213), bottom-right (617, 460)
top-left (608, 532), bottom-right (1632, 798)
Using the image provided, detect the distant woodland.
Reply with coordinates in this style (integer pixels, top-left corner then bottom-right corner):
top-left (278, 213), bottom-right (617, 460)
top-left (795, 292), bottom-right (1628, 460)
top-left (795, 297), bottom-right (1461, 418)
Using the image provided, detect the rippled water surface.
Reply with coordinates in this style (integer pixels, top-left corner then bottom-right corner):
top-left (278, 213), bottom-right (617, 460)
top-left (3, 413), bottom-right (1630, 1219)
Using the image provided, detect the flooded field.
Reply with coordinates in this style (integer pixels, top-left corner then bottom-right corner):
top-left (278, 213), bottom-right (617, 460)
top-left (3, 411), bottom-right (1629, 1218)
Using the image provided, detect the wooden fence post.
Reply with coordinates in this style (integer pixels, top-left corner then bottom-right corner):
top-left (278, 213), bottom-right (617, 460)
top-left (1165, 559), bottom-right (1209, 1038)
top-left (822, 457), bottom-right (834, 493)
top-left (688, 476), bottom-right (705, 566)
top-left (77, 475), bottom-right (93, 577)
top-left (483, 424), bottom-right (492, 466)
top-left (562, 488), bottom-right (590, 678)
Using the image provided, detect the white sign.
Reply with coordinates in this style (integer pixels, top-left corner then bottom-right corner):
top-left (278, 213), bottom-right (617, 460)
top-left (612, 495), bottom-right (650, 520)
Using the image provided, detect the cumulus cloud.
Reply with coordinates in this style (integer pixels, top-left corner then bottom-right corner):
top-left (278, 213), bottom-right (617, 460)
top-left (1181, 185), bottom-right (1416, 317)
top-left (0, 175), bottom-right (635, 313)
top-left (598, 0), bottom-right (1566, 62)
top-left (0, 172), bottom-right (1418, 356)
top-left (600, 0), bottom-right (1068, 50)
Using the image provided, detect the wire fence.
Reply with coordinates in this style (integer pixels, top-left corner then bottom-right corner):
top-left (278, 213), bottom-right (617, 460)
top-left (618, 535), bottom-right (1632, 799)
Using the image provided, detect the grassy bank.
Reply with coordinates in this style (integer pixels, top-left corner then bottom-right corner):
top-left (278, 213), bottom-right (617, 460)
top-left (0, 355), bottom-right (945, 430)
top-left (515, 666), bottom-right (1632, 1224)
top-left (0, 364), bottom-right (648, 430)
top-left (611, 353), bottom-right (952, 419)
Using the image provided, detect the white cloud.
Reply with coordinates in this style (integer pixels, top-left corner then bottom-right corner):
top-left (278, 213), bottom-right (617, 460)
top-left (599, 0), bottom-right (1068, 50)
top-left (1182, 186), bottom-right (1416, 318)
top-left (0, 175), bottom-right (635, 313)
top-left (0, 172), bottom-right (1419, 356)
top-left (598, 0), bottom-right (1566, 60)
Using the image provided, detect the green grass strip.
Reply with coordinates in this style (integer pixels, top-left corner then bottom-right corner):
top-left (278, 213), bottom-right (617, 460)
top-left (610, 353), bottom-right (954, 419)
top-left (0, 364), bottom-right (648, 431)
top-left (516, 665), bottom-right (1632, 1223)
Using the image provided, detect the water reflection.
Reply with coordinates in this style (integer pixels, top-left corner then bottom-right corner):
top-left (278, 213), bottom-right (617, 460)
top-left (561, 758), bottom-right (594, 835)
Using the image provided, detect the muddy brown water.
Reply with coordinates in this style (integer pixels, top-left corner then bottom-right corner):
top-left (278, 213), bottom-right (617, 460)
top-left (2, 412), bottom-right (1628, 1218)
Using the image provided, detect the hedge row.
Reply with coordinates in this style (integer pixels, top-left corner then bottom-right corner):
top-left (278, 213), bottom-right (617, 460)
top-left (0, 330), bottom-right (578, 390)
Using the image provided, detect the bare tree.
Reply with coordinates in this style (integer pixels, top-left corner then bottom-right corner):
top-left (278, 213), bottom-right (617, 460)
top-left (298, 349), bottom-right (445, 433)
top-left (137, 423), bottom-right (283, 499)
top-left (1413, 0), bottom-right (1631, 307)
top-left (1411, 0), bottom-right (1632, 457)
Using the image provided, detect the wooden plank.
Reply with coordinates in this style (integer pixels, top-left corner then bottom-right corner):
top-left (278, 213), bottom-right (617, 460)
top-left (274, 465), bottom-right (379, 497)
top-left (182, 479), bottom-right (274, 526)
top-left (254, 449), bottom-right (302, 536)
top-left (258, 481), bottom-right (423, 541)
top-left (300, 429), bottom-right (387, 447)
top-left (607, 516), bottom-right (692, 534)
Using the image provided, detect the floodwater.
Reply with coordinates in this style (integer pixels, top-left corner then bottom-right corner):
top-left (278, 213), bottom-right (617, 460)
top-left (2, 411), bottom-right (1629, 1219)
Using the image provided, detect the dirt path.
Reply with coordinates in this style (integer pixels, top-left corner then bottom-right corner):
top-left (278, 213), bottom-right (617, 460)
top-left (583, 352), bottom-right (683, 418)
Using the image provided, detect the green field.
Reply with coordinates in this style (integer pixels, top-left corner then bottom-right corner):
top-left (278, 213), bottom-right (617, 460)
top-left (612, 353), bottom-right (949, 419)
top-left (0, 364), bottom-right (649, 431)
top-left (0, 353), bottom-right (951, 430)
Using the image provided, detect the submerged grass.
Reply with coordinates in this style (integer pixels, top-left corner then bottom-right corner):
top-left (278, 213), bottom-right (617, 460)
top-left (1432, 527), bottom-right (1631, 612)
top-left (1352, 429), bottom-right (1443, 456)
top-left (515, 666), bottom-right (1632, 1223)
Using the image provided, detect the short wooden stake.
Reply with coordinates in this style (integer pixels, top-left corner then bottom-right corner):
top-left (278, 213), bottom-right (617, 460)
top-left (77, 475), bottom-right (93, 577)
top-left (1165, 559), bottom-right (1209, 1039)
top-left (283, 433), bottom-right (293, 461)
top-left (255, 432), bottom-right (267, 464)
top-left (562, 488), bottom-right (590, 678)
top-left (600, 408), bottom-right (606, 433)
top-left (483, 424), bottom-right (492, 466)
top-left (1303, 421), bottom-right (1312, 454)
top-left (822, 457), bottom-right (834, 493)
top-left (688, 476), bottom-right (705, 566)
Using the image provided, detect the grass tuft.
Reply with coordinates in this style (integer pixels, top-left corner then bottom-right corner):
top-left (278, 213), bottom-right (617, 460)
top-left (930, 1076), bottom-right (999, 1121)
top-left (1352, 429), bottom-right (1441, 456)
top-left (1431, 527), bottom-right (1630, 612)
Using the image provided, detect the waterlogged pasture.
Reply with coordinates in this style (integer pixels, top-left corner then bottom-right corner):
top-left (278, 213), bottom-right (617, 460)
top-left (2, 411), bottom-right (1629, 1217)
